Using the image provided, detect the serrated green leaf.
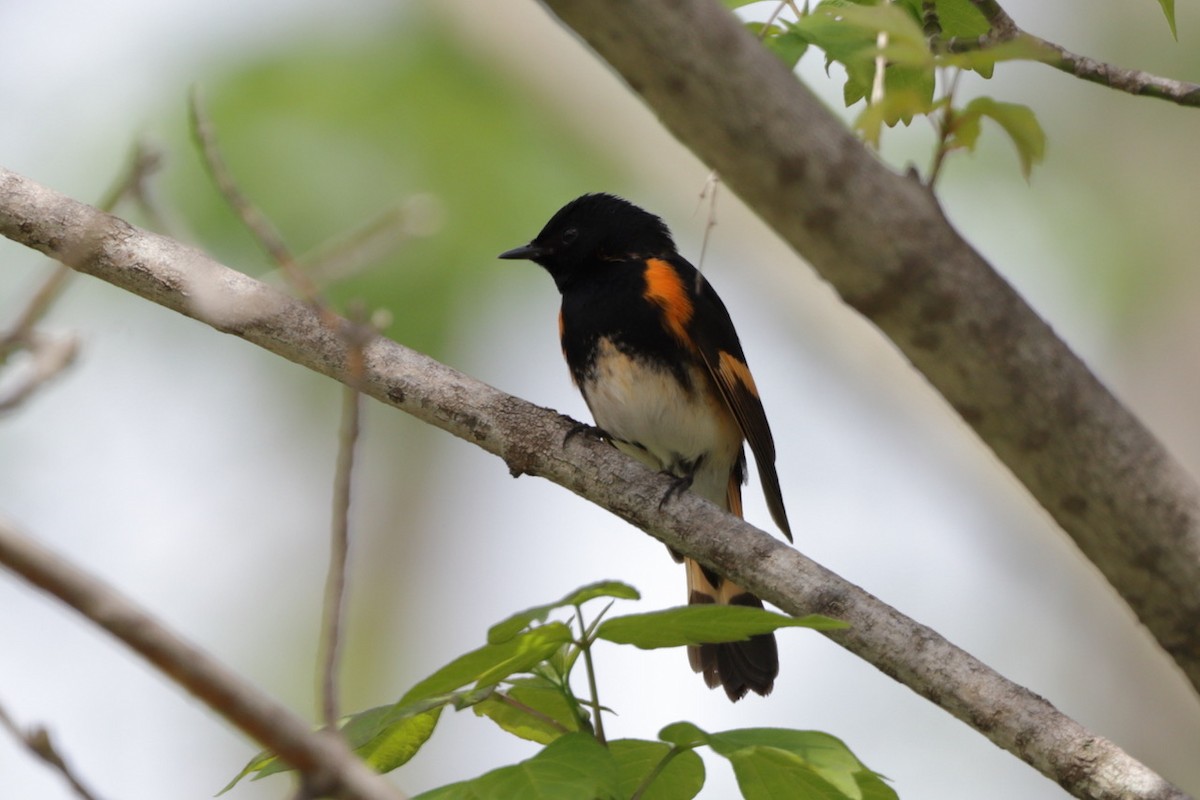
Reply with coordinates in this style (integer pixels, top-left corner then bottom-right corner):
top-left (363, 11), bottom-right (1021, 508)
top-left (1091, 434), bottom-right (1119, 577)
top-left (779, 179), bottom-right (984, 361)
top-left (855, 88), bottom-right (935, 143)
top-left (961, 96), bottom-right (1046, 178)
top-left (488, 582), bottom-right (639, 644)
top-left (610, 739), bottom-right (706, 800)
top-left (405, 623), bottom-right (574, 702)
top-left (474, 685), bottom-right (584, 744)
top-left (1156, 0), bottom-right (1178, 40)
top-left (597, 606), bottom-right (846, 649)
top-left (412, 732), bottom-right (620, 800)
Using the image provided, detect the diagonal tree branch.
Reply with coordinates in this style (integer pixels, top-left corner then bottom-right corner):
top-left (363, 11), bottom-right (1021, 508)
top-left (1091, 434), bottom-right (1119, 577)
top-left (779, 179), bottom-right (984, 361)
top-left (0, 167), bottom-right (1188, 800)
top-left (964, 0), bottom-right (1200, 107)
top-left (0, 515), bottom-right (405, 800)
top-left (534, 0), bottom-right (1200, 696)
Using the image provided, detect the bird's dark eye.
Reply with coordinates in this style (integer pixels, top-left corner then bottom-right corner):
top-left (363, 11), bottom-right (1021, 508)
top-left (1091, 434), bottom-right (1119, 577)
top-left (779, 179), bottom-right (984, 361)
top-left (562, 228), bottom-right (578, 245)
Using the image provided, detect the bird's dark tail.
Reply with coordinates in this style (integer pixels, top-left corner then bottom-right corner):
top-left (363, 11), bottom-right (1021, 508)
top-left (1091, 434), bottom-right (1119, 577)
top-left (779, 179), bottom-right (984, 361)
top-left (685, 558), bottom-right (778, 701)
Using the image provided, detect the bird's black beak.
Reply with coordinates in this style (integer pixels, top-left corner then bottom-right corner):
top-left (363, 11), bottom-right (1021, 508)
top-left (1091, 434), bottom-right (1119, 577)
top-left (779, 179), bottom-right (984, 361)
top-left (498, 242), bottom-right (550, 261)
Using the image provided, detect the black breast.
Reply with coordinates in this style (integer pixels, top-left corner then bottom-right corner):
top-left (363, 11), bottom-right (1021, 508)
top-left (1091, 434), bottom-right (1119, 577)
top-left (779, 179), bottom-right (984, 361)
top-left (559, 261), bottom-right (695, 389)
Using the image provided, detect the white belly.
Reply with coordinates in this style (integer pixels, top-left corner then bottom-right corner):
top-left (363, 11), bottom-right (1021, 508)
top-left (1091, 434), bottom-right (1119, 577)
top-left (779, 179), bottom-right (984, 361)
top-left (579, 338), bottom-right (741, 508)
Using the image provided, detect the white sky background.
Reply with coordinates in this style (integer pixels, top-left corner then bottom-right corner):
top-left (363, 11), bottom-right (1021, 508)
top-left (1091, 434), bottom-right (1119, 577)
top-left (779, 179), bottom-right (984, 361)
top-left (2, 1), bottom-right (1200, 800)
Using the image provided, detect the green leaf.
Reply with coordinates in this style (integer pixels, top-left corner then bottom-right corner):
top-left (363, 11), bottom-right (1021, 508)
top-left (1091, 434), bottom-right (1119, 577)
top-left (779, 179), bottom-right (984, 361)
top-left (228, 619), bottom-right (577, 791)
top-left (489, 582), bottom-right (640, 644)
top-left (726, 746), bottom-right (852, 800)
top-left (944, 105), bottom-right (983, 153)
top-left (854, 88), bottom-right (935, 144)
top-left (798, 2), bottom-right (934, 117)
top-left (1156, 0), bottom-right (1178, 40)
top-left (412, 732), bottom-right (620, 800)
top-left (597, 606), bottom-right (846, 649)
top-left (658, 721), bottom-right (711, 749)
top-left (821, 3), bottom-right (930, 54)
top-left (405, 623), bottom-right (574, 702)
top-left (474, 685), bottom-right (585, 744)
top-left (610, 739), bottom-right (706, 800)
top-left (223, 699), bottom-right (448, 790)
top-left (960, 96), bottom-right (1046, 179)
top-left (220, 749), bottom-right (282, 794)
top-left (354, 706), bottom-right (443, 773)
top-left (766, 29), bottom-right (811, 68)
top-left (932, 0), bottom-right (990, 40)
top-left (746, 21), bottom-right (811, 69)
top-left (856, 769), bottom-right (901, 800)
top-left (705, 729), bottom-right (896, 800)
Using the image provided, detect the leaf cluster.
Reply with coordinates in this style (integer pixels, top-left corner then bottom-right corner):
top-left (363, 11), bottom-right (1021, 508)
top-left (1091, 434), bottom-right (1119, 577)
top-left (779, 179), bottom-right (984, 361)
top-left (223, 581), bottom-right (891, 800)
top-left (733, 0), bottom-right (1055, 180)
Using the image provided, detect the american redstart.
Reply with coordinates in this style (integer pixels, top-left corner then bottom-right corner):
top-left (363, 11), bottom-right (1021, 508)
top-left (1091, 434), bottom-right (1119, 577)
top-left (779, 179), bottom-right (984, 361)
top-left (500, 193), bottom-right (791, 701)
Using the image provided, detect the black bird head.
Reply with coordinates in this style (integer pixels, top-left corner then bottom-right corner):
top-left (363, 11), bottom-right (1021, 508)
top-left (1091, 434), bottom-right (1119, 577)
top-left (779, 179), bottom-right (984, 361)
top-left (499, 193), bottom-right (675, 292)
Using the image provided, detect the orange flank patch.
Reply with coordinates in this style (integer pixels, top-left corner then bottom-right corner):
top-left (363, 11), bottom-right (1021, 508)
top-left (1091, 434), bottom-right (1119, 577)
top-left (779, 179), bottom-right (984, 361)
top-left (643, 258), bottom-right (694, 344)
top-left (718, 350), bottom-right (760, 398)
top-left (726, 473), bottom-right (744, 519)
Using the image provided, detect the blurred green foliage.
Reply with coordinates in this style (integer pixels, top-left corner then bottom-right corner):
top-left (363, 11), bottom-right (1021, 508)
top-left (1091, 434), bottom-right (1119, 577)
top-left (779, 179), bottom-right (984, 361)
top-left (164, 11), bottom-right (618, 359)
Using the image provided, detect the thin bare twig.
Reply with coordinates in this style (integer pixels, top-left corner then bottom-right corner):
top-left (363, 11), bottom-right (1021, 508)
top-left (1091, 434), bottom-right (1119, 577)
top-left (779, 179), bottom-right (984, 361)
top-left (301, 206), bottom-right (414, 288)
top-left (0, 700), bottom-right (106, 800)
top-left (188, 87), bottom-right (324, 305)
top-left (321, 305), bottom-right (372, 729)
top-left (0, 333), bottom-right (78, 413)
top-left (926, 69), bottom-right (963, 188)
top-left (95, 141), bottom-right (166, 219)
top-left (0, 140), bottom-right (167, 413)
top-left (0, 267), bottom-right (72, 359)
top-left (188, 94), bottom-right (381, 735)
top-left (955, 0), bottom-right (1200, 107)
top-left (693, 172), bottom-right (720, 283)
top-left (320, 382), bottom-right (360, 728)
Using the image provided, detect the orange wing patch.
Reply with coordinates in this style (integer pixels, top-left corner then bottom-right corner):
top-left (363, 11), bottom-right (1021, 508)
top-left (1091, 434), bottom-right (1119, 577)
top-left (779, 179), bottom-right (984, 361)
top-left (717, 350), bottom-right (760, 399)
top-left (643, 258), bottom-right (694, 345)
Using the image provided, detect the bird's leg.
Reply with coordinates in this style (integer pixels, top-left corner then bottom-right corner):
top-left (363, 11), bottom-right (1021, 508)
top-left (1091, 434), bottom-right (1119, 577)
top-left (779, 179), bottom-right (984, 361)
top-left (563, 419), bottom-right (612, 447)
top-left (658, 455), bottom-right (703, 509)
